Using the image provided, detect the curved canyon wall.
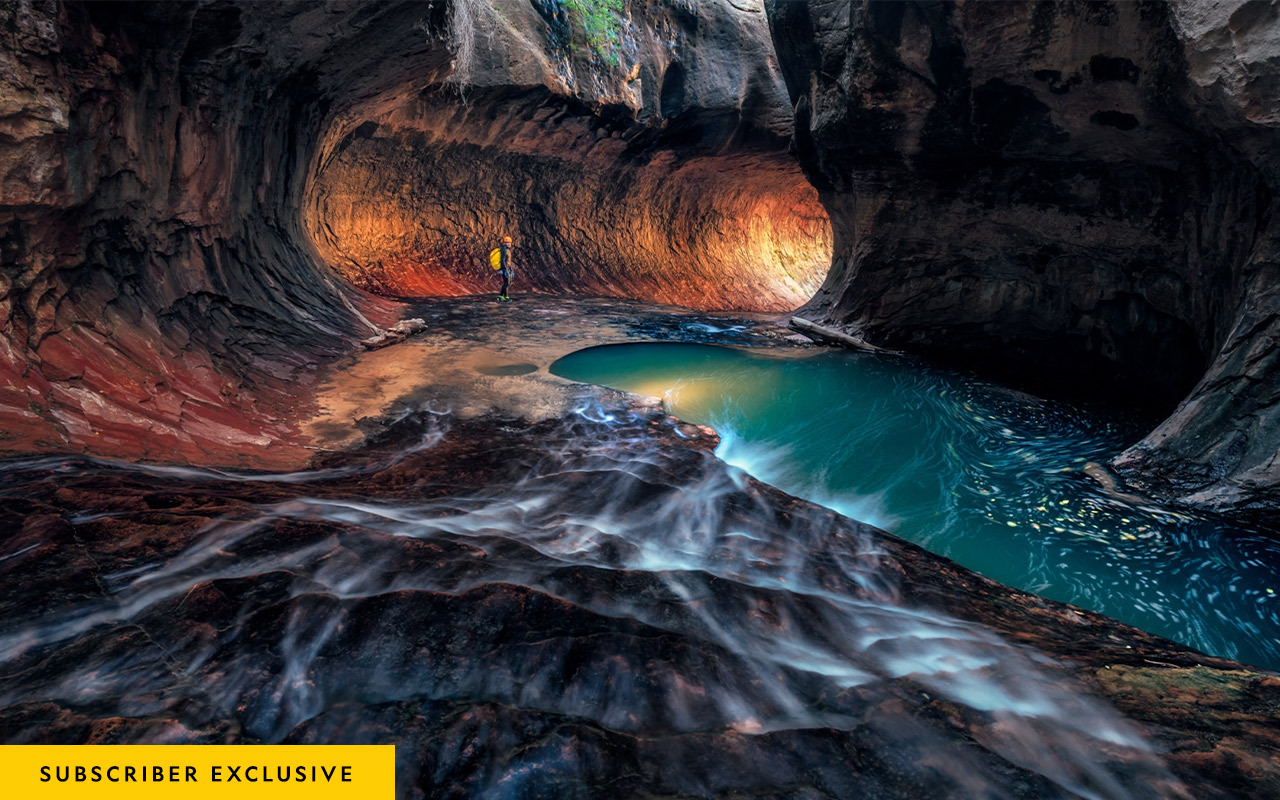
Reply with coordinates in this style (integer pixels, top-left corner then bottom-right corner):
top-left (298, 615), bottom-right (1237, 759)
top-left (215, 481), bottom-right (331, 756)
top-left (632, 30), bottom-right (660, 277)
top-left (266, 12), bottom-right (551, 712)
top-left (765, 0), bottom-right (1280, 517)
top-left (303, 1), bottom-right (831, 311)
top-left (0, 0), bottom-right (432, 464)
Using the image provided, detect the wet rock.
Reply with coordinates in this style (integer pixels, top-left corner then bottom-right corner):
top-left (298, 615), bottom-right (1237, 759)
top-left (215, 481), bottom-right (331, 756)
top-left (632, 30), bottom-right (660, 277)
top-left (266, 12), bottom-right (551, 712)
top-left (0, 403), bottom-right (1275, 797)
top-left (300, 295), bottom-right (791, 452)
top-left (1095, 665), bottom-right (1280, 799)
top-left (0, 0), bottom-right (823, 465)
top-left (6, 0), bottom-right (1280, 519)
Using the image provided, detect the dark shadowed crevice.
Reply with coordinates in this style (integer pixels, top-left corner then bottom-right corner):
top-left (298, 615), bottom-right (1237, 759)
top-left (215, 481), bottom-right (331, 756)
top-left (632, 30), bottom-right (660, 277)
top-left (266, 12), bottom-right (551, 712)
top-left (659, 63), bottom-right (687, 119)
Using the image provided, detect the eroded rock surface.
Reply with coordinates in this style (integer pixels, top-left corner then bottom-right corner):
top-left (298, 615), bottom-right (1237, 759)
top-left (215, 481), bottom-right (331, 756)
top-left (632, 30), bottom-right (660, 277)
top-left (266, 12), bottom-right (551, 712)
top-left (0, 0), bottom-right (829, 465)
top-left (1, 401), bottom-right (1276, 798)
top-left (2, 6), bottom-right (1278, 795)
top-left (0, 0), bottom-right (425, 465)
top-left (9, 0), bottom-right (1278, 515)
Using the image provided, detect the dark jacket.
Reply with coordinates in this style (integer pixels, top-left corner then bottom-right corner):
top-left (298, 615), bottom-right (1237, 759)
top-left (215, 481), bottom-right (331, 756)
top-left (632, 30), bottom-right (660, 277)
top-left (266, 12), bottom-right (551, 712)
top-left (499, 244), bottom-right (513, 277)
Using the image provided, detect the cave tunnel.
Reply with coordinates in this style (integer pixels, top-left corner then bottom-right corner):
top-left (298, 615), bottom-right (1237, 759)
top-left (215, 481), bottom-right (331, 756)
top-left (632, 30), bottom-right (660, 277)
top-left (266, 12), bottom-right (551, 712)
top-left (288, 0), bottom-right (834, 314)
top-left (4, 1), bottom-right (1280, 797)
top-left (305, 88), bottom-right (832, 311)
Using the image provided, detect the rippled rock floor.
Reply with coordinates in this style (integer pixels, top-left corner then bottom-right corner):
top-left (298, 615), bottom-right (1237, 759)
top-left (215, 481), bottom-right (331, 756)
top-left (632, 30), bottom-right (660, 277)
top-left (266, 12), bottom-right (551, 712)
top-left (1, 298), bottom-right (1277, 798)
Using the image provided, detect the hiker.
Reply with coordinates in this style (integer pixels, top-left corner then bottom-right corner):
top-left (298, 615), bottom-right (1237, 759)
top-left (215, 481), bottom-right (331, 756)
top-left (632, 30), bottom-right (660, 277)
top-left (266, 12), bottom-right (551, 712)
top-left (490, 236), bottom-right (514, 301)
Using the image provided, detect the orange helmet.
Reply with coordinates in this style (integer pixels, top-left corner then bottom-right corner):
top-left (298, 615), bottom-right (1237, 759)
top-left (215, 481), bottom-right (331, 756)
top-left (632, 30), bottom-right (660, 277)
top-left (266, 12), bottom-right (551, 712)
top-left (502, 236), bottom-right (513, 243)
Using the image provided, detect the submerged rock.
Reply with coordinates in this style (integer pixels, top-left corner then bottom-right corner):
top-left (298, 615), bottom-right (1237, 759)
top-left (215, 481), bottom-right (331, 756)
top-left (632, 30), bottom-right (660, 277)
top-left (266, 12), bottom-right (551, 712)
top-left (0, 2), bottom-right (1277, 793)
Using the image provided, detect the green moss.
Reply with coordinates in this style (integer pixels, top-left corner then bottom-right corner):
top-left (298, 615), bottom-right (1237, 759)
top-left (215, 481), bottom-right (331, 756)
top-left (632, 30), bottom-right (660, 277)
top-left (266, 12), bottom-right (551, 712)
top-left (565, 0), bottom-right (624, 67)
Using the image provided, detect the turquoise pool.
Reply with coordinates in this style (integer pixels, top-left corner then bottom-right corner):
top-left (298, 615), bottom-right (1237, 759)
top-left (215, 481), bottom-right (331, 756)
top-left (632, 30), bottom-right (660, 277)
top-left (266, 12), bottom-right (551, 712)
top-left (551, 342), bottom-right (1280, 670)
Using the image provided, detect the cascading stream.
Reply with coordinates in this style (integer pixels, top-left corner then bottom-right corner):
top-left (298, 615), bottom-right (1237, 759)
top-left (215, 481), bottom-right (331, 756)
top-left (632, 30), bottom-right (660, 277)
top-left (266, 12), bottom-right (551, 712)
top-left (0, 400), bottom-right (1189, 798)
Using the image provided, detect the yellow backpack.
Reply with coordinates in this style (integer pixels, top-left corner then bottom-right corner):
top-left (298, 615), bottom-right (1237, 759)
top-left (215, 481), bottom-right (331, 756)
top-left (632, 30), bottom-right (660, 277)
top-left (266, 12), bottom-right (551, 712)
top-left (489, 248), bottom-right (502, 270)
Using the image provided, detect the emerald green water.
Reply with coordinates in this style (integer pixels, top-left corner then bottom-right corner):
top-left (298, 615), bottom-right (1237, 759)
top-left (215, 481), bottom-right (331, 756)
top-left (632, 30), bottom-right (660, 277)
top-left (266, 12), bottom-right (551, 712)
top-left (551, 342), bottom-right (1280, 670)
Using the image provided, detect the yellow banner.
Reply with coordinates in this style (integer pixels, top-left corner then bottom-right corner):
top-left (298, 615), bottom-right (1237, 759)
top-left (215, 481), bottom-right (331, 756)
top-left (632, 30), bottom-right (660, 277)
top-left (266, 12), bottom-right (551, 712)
top-left (3, 745), bottom-right (395, 799)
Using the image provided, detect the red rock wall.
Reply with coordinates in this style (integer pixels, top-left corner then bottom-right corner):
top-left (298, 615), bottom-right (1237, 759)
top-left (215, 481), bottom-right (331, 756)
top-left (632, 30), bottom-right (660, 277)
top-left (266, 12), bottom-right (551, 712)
top-left (0, 2), bottom-right (435, 466)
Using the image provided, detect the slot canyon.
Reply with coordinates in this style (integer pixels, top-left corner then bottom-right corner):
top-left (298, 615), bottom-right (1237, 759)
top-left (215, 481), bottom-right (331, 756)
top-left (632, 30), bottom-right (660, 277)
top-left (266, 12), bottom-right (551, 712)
top-left (1, 1), bottom-right (1279, 798)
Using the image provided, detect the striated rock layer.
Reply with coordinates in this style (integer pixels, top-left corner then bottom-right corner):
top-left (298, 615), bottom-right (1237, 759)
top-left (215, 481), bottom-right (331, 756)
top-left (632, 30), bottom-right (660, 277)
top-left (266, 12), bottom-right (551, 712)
top-left (306, 90), bottom-right (830, 311)
top-left (765, 0), bottom-right (1280, 519)
top-left (0, 0), bottom-right (420, 465)
top-left (1, 4), bottom-right (1279, 795)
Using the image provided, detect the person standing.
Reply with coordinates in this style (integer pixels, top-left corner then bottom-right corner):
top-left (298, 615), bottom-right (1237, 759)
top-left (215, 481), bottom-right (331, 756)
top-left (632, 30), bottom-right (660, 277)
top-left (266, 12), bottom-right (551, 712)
top-left (496, 235), bottom-right (514, 301)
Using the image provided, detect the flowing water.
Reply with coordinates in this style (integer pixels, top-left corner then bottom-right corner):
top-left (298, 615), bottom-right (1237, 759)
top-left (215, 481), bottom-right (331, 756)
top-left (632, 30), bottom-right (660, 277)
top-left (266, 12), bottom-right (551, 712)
top-left (550, 342), bottom-right (1280, 671)
top-left (0, 398), bottom-right (1197, 797)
